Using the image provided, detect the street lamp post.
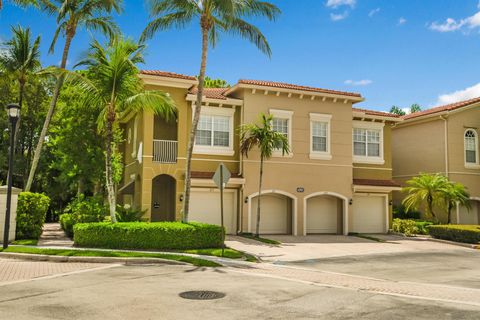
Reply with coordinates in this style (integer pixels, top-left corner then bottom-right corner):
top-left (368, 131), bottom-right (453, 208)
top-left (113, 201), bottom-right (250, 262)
top-left (3, 103), bottom-right (20, 249)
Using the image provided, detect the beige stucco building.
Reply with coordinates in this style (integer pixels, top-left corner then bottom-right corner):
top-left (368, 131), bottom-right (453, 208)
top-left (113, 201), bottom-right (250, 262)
top-left (119, 70), bottom-right (402, 235)
top-left (392, 98), bottom-right (480, 224)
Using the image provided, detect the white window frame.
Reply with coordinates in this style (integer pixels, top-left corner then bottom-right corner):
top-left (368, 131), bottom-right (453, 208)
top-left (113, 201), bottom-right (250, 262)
top-left (352, 121), bottom-right (385, 165)
top-left (464, 128), bottom-right (480, 168)
top-left (131, 115), bottom-right (139, 158)
top-left (309, 113), bottom-right (332, 160)
top-left (270, 109), bottom-right (293, 157)
top-left (192, 104), bottom-right (235, 156)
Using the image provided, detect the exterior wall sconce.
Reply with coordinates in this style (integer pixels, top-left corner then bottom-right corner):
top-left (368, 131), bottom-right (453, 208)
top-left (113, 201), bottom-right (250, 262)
top-left (349, 199), bottom-right (353, 205)
top-left (244, 197), bottom-right (248, 204)
top-left (389, 200), bottom-right (393, 206)
top-left (179, 194), bottom-right (184, 202)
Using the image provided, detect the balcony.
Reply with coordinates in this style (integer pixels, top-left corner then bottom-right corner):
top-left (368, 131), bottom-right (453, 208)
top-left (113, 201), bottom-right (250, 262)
top-left (153, 139), bottom-right (178, 163)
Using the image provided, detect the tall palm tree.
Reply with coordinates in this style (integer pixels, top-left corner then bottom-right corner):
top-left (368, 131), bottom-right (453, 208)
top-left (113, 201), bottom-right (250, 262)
top-left (443, 181), bottom-right (470, 224)
top-left (402, 173), bottom-right (449, 220)
top-left (0, 0), bottom-right (37, 11)
top-left (141, 0), bottom-right (280, 222)
top-left (67, 38), bottom-right (176, 222)
top-left (0, 25), bottom-right (41, 132)
top-left (25, 0), bottom-right (122, 192)
top-left (240, 113), bottom-right (289, 237)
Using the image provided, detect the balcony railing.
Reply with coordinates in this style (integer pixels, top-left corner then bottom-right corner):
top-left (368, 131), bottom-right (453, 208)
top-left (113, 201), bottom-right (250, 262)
top-left (153, 139), bottom-right (178, 163)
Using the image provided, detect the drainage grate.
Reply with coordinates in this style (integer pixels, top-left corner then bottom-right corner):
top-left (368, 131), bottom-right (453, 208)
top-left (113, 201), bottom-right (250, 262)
top-left (179, 291), bottom-right (226, 300)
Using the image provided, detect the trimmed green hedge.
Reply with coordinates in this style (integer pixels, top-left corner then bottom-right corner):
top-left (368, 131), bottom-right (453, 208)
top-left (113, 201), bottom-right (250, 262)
top-left (73, 222), bottom-right (224, 250)
top-left (15, 192), bottom-right (50, 240)
top-left (428, 225), bottom-right (480, 244)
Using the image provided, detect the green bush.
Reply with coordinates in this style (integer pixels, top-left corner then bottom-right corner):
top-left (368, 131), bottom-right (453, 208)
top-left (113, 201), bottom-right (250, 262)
top-left (15, 192), bottom-right (50, 240)
top-left (73, 222), bottom-right (224, 250)
top-left (59, 195), bottom-right (107, 237)
top-left (392, 218), bottom-right (418, 236)
top-left (428, 225), bottom-right (480, 244)
top-left (393, 205), bottom-right (421, 220)
top-left (115, 205), bottom-right (146, 222)
top-left (414, 220), bottom-right (434, 235)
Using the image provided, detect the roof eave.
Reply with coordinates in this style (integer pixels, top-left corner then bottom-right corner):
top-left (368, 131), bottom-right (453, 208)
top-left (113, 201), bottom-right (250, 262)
top-left (139, 73), bottom-right (198, 89)
top-left (352, 111), bottom-right (403, 122)
top-left (186, 93), bottom-right (243, 106)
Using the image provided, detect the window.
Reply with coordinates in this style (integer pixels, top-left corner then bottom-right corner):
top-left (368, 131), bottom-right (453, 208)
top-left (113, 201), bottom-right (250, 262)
top-left (270, 109), bottom-right (293, 157)
top-left (193, 105), bottom-right (235, 156)
top-left (310, 113), bottom-right (332, 160)
top-left (352, 121), bottom-right (384, 164)
top-left (465, 129), bottom-right (478, 166)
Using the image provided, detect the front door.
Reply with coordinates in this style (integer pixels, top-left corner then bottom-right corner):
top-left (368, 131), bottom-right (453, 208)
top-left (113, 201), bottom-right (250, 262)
top-left (151, 175), bottom-right (176, 222)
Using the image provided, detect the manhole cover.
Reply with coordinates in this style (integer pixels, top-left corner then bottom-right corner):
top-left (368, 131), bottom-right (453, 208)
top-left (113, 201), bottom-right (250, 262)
top-left (179, 290), bottom-right (226, 300)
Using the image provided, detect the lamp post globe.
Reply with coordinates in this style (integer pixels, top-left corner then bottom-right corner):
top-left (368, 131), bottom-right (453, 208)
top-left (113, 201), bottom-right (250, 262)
top-left (3, 103), bottom-right (20, 249)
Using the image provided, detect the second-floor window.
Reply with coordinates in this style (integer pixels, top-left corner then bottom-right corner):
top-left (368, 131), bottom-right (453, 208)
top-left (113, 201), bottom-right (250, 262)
top-left (309, 113), bottom-right (332, 160)
top-left (272, 118), bottom-right (288, 139)
top-left (465, 129), bottom-right (478, 165)
top-left (352, 121), bottom-right (384, 164)
top-left (270, 109), bottom-right (293, 157)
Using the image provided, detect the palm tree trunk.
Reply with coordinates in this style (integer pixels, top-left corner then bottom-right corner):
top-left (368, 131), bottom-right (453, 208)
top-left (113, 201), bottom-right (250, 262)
top-left (182, 23), bottom-right (209, 222)
top-left (255, 157), bottom-right (264, 237)
top-left (25, 33), bottom-right (73, 192)
top-left (447, 203), bottom-right (452, 224)
top-left (13, 80), bottom-right (25, 151)
top-left (427, 195), bottom-right (437, 219)
top-left (105, 117), bottom-right (117, 223)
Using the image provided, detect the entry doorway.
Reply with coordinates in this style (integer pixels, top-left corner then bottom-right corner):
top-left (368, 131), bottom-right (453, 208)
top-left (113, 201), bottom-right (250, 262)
top-left (151, 174), bottom-right (176, 222)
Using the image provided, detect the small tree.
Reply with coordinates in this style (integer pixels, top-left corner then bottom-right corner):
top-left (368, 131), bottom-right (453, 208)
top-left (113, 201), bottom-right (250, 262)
top-left (402, 173), bottom-right (449, 220)
top-left (240, 113), bottom-right (289, 237)
top-left (443, 181), bottom-right (470, 224)
top-left (389, 106), bottom-right (406, 116)
top-left (410, 103), bottom-right (422, 113)
top-left (204, 76), bottom-right (229, 88)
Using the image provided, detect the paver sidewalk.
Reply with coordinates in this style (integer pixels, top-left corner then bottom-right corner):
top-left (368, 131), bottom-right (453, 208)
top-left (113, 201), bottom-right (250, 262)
top-left (37, 223), bottom-right (73, 247)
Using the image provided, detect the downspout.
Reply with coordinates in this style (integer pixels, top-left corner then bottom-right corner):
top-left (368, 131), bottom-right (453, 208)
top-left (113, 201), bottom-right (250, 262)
top-left (239, 97), bottom-right (245, 234)
top-left (440, 115), bottom-right (449, 178)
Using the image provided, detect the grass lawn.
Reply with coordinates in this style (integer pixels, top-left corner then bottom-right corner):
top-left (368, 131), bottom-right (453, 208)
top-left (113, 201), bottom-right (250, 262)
top-left (0, 246), bottom-right (221, 267)
top-left (239, 233), bottom-right (281, 245)
top-left (11, 239), bottom-right (38, 246)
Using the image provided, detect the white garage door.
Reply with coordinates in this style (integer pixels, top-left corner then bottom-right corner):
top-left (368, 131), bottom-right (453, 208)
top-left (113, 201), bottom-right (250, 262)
top-left (351, 195), bottom-right (386, 233)
top-left (189, 189), bottom-right (236, 234)
top-left (306, 196), bottom-right (339, 234)
top-left (458, 201), bottom-right (479, 225)
top-left (251, 194), bottom-right (290, 234)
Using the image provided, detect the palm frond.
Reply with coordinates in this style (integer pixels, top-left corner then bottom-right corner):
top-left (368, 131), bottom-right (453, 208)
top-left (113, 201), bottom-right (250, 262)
top-left (140, 10), bottom-right (195, 42)
top-left (226, 17), bottom-right (272, 56)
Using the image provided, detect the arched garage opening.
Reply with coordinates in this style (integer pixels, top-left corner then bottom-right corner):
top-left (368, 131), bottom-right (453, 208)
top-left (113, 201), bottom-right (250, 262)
top-left (304, 192), bottom-right (348, 236)
top-left (457, 198), bottom-right (480, 225)
top-left (248, 190), bottom-right (297, 235)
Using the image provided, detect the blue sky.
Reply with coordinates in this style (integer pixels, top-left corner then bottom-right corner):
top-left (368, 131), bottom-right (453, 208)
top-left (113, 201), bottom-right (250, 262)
top-left (1, 0), bottom-right (480, 112)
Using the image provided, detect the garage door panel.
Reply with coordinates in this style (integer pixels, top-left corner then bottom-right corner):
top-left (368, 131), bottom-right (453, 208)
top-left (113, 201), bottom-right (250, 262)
top-left (459, 201), bottom-right (479, 225)
top-left (251, 194), bottom-right (290, 234)
top-left (351, 195), bottom-right (385, 234)
top-left (306, 196), bottom-right (339, 234)
top-left (190, 189), bottom-right (236, 234)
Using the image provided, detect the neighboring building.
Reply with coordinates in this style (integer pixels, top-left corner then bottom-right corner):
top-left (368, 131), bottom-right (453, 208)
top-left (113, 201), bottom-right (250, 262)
top-left (119, 70), bottom-right (402, 235)
top-left (392, 98), bottom-right (480, 224)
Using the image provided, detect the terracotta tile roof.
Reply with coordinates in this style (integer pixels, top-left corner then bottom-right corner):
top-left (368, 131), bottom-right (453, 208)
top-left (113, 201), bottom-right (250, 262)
top-left (403, 96), bottom-right (480, 120)
top-left (352, 108), bottom-right (401, 118)
top-left (140, 70), bottom-right (197, 81)
top-left (353, 179), bottom-right (401, 188)
top-left (237, 79), bottom-right (362, 98)
top-left (191, 171), bottom-right (243, 179)
top-left (189, 87), bottom-right (229, 100)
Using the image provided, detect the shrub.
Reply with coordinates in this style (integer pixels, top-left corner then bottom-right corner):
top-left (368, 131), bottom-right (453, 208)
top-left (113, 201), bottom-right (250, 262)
top-left (73, 222), bottom-right (224, 250)
top-left (59, 195), bottom-right (108, 237)
top-left (427, 225), bottom-right (480, 244)
top-left (15, 192), bottom-right (50, 240)
top-left (392, 218), bottom-right (418, 236)
top-left (393, 205), bottom-right (421, 220)
top-left (414, 220), bottom-right (434, 235)
top-left (115, 205), bottom-right (146, 222)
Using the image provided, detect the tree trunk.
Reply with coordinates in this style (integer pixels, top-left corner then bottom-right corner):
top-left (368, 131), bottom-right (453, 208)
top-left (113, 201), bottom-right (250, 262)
top-left (25, 32), bottom-right (73, 192)
top-left (105, 117), bottom-right (117, 223)
top-left (427, 195), bottom-right (437, 219)
top-left (255, 157), bottom-right (264, 237)
top-left (77, 176), bottom-right (85, 196)
top-left (13, 80), bottom-right (25, 151)
top-left (182, 23), bottom-right (209, 222)
top-left (447, 203), bottom-right (452, 224)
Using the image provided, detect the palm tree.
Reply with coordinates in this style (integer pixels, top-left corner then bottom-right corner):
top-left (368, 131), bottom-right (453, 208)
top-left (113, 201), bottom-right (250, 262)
top-left (25, 0), bottom-right (122, 192)
top-left (67, 38), bottom-right (176, 222)
top-left (141, 0), bottom-right (280, 222)
top-left (443, 181), bottom-right (470, 224)
top-left (240, 113), bottom-right (289, 237)
top-left (0, 0), bottom-right (37, 11)
top-left (0, 25), bottom-right (41, 146)
top-left (402, 173), bottom-right (449, 220)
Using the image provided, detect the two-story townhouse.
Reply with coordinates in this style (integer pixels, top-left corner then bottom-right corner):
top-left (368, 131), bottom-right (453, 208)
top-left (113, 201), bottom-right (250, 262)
top-left (119, 70), bottom-right (402, 235)
top-left (392, 97), bottom-right (480, 224)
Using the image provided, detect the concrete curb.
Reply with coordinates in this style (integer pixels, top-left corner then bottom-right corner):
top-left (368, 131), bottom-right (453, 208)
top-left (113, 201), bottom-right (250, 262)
top-left (0, 252), bottom-right (188, 265)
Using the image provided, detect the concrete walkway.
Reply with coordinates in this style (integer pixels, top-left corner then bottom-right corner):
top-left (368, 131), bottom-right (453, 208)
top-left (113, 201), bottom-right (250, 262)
top-left (37, 223), bottom-right (73, 247)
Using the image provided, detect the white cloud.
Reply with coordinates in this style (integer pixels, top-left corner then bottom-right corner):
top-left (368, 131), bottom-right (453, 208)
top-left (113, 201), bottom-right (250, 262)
top-left (429, 11), bottom-right (480, 32)
top-left (398, 17), bottom-right (407, 25)
top-left (436, 83), bottom-right (480, 105)
top-left (368, 8), bottom-right (380, 18)
top-left (326, 0), bottom-right (356, 9)
top-left (344, 79), bottom-right (373, 86)
top-left (330, 12), bottom-right (349, 21)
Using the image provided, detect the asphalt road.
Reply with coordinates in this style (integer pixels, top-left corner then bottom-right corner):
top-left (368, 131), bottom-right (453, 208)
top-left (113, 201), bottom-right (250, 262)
top-left (0, 262), bottom-right (479, 320)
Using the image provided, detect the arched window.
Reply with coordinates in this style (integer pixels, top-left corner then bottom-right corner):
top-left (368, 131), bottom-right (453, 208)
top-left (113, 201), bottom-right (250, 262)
top-left (465, 129), bottom-right (478, 164)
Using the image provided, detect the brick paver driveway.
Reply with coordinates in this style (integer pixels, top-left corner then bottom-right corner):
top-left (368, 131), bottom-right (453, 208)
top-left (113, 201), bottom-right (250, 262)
top-left (0, 258), bottom-right (116, 286)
